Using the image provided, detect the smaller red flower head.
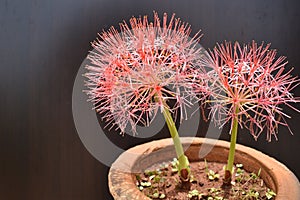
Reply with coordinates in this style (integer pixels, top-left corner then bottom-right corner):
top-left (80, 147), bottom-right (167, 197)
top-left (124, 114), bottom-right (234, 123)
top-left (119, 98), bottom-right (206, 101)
top-left (206, 41), bottom-right (300, 141)
top-left (84, 12), bottom-right (208, 134)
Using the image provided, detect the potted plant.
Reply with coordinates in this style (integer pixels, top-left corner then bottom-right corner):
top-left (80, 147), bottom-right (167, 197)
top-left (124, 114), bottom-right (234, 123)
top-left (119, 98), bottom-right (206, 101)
top-left (83, 12), bottom-right (300, 199)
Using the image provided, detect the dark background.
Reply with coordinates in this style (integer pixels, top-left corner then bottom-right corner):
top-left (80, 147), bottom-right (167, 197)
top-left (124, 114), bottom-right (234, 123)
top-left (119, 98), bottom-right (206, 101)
top-left (1, 0), bottom-right (300, 199)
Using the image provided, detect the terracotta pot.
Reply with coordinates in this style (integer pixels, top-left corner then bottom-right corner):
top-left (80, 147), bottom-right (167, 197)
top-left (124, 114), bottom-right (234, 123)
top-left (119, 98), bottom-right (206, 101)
top-left (108, 137), bottom-right (300, 200)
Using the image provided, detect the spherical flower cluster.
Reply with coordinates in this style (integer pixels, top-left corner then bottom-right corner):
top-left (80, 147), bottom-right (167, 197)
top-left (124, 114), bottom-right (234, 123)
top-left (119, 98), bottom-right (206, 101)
top-left (84, 12), bottom-right (208, 134)
top-left (206, 41), bottom-right (300, 141)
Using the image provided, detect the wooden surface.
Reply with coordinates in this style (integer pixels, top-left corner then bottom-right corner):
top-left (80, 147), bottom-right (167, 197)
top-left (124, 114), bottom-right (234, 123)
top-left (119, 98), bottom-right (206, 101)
top-left (1, 0), bottom-right (300, 199)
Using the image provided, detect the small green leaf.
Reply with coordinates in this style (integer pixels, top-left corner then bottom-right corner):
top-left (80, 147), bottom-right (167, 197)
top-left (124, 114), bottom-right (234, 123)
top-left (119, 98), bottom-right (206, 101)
top-left (160, 163), bottom-right (168, 170)
top-left (140, 181), bottom-right (151, 187)
top-left (236, 163), bottom-right (243, 168)
top-left (152, 192), bottom-right (159, 198)
top-left (204, 159), bottom-right (209, 173)
top-left (171, 168), bottom-right (178, 172)
top-left (188, 189), bottom-right (200, 198)
top-left (245, 189), bottom-right (259, 198)
top-left (215, 196), bottom-right (223, 200)
top-left (189, 174), bottom-right (196, 183)
top-left (159, 193), bottom-right (166, 199)
top-left (171, 158), bottom-right (178, 166)
top-left (250, 172), bottom-right (258, 179)
top-left (207, 169), bottom-right (220, 181)
top-left (236, 167), bottom-right (244, 176)
top-left (257, 168), bottom-right (261, 177)
top-left (266, 189), bottom-right (276, 199)
top-left (236, 176), bottom-right (242, 182)
top-left (145, 169), bottom-right (156, 176)
top-left (209, 187), bottom-right (219, 193)
top-left (149, 175), bottom-right (156, 180)
top-left (136, 174), bottom-right (141, 180)
top-left (154, 176), bottom-right (161, 183)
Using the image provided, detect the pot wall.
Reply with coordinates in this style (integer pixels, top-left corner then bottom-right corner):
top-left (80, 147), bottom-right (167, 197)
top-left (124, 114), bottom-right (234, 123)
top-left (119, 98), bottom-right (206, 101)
top-left (109, 137), bottom-right (300, 200)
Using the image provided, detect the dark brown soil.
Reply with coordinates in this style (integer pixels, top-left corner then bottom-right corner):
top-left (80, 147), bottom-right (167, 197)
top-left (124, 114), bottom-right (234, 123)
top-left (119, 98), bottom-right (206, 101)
top-left (135, 160), bottom-right (276, 200)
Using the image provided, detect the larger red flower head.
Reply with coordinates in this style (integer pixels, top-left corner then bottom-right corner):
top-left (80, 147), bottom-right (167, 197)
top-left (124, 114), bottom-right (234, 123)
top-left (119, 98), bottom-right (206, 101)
top-left (206, 41), bottom-right (300, 141)
top-left (84, 12), bottom-right (208, 134)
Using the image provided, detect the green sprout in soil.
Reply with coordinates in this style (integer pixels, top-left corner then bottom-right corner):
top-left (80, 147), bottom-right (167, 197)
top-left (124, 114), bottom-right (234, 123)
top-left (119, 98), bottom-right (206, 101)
top-left (136, 166), bottom-right (168, 199)
top-left (171, 158), bottom-right (179, 173)
top-left (203, 163), bottom-right (276, 200)
top-left (231, 164), bottom-right (276, 199)
top-left (149, 191), bottom-right (166, 199)
top-left (187, 189), bottom-right (202, 199)
top-left (205, 159), bottom-right (220, 181)
top-left (242, 189), bottom-right (260, 199)
top-left (266, 188), bottom-right (276, 199)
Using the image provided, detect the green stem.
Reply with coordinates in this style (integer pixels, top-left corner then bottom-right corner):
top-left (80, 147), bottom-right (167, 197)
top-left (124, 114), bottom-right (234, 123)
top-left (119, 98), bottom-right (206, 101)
top-left (162, 103), bottom-right (190, 181)
top-left (225, 106), bottom-right (239, 184)
top-left (154, 92), bottom-right (190, 181)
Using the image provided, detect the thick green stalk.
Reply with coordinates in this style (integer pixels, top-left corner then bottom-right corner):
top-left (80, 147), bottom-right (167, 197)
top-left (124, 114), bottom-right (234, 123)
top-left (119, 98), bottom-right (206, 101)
top-left (162, 104), bottom-right (190, 181)
top-left (224, 106), bottom-right (239, 184)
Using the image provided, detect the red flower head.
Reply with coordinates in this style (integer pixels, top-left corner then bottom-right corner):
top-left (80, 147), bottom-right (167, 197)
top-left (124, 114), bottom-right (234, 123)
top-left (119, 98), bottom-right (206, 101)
top-left (84, 12), bottom-right (208, 134)
top-left (206, 41), bottom-right (300, 141)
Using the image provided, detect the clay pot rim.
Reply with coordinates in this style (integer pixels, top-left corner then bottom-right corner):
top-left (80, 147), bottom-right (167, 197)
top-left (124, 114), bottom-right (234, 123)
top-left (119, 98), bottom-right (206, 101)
top-left (109, 137), bottom-right (300, 200)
